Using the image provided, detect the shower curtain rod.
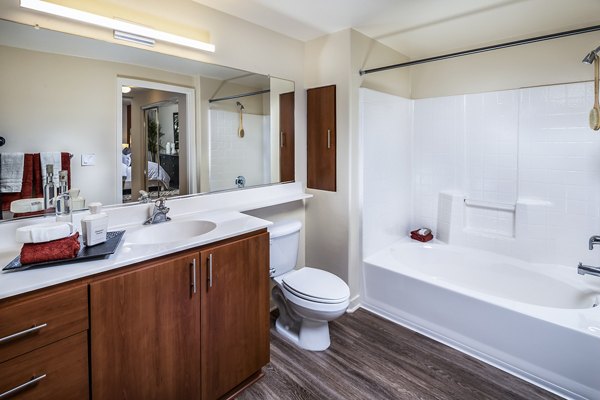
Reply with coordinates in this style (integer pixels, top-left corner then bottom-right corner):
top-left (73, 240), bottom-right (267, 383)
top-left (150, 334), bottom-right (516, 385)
top-left (359, 24), bottom-right (600, 76)
top-left (209, 89), bottom-right (270, 103)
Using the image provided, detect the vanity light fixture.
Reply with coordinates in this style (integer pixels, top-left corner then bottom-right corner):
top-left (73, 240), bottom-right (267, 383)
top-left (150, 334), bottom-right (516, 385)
top-left (20, 0), bottom-right (216, 53)
top-left (114, 30), bottom-right (155, 47)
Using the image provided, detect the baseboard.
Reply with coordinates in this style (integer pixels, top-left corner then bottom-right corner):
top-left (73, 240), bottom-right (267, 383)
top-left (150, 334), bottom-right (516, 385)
top-left (346, 294), bottom-right (361, 313)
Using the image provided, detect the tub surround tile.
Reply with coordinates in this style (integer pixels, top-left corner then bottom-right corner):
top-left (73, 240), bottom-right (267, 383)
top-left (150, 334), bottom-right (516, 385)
top-left (360, 81), bottom-right (600, 267)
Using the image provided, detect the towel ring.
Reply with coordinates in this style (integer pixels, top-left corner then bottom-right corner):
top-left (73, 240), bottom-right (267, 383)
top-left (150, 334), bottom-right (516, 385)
top-left (0, 136), bottom-right (5, 147)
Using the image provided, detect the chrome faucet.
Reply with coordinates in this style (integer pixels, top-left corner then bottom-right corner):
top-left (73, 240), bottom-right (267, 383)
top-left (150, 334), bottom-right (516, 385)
top-left (577, 235), bottom-right (600, 277)
top-left (589, 235), bottom-right (600, 250)
top-left (578, 262), bottom-right (600, 277)
top-left (144, 197), bottom-right (171, 225)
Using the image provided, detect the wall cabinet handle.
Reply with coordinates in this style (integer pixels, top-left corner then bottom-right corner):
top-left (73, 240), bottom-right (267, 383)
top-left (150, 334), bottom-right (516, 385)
top-left (208, 254), bottom-right (213, 288)
top-left (327, 129), bottom-right (331, 149)
top-left (280, 131), bottom-right (285, 148)
top-left (0, 374), bottom-right (46, 398)
top-left (190, 259), bottom-right (197, 294)
top-left (0, 323), bottom-right (48, 344)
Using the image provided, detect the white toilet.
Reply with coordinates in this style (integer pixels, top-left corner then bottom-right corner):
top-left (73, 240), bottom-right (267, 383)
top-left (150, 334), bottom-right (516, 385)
top-left (269, 220), bottom-right (350, 351)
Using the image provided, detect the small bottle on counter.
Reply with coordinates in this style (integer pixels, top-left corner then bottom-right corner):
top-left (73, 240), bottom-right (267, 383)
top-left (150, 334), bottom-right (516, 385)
top-left (55, 171), bottom-right (72, 222)
top-left (43, 164), bottom-right (56, 209)
top-left (81, 202), bottom-right (108, 246)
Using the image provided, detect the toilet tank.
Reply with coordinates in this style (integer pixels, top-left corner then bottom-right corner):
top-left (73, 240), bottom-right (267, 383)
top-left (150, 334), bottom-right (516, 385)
top-left (268, 220), bottom-right (302, 277)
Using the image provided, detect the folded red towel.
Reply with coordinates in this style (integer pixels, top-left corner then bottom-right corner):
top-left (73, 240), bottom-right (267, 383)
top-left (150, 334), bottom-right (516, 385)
top-left (410, 232), bottom-right (433, 242)
top-left (20, 232), bottom-right (80, 265)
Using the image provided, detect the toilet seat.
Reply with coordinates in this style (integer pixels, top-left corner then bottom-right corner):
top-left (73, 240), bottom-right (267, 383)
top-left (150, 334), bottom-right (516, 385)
top-left (282, 267), bottom-right (349, 304)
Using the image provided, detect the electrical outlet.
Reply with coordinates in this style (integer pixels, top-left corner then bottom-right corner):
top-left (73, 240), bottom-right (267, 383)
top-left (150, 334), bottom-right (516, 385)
top-left (81, 153), bottom-right (96, 166)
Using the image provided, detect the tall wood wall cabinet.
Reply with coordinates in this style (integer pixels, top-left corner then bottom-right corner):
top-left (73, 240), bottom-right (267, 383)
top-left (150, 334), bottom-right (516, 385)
top-left (279, 91), bottom-right (295, 182)
top-left (307, 85), bottom-right (336, 191)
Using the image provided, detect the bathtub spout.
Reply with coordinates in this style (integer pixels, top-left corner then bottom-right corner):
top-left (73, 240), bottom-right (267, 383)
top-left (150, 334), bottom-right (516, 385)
top-left (588, 235), bottom-right (600, 250)
top-left (578, 262), bottom-right (600, 278)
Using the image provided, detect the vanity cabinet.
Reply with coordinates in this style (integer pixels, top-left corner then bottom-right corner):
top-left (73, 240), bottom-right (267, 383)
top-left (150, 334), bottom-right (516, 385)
top-left (89, 229), bottom-right (270, 400)
top-left (0, 285), bottom-right (89, 399)
top-left (307, 84), bottom-right (336, 191)
top-left (90, 251), bottom-right (201, 400)
top-left (200, 231), bottom-right (270, 399)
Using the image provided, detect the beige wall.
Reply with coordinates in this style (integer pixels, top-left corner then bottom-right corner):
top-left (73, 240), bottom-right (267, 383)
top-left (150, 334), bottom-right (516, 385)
top-left (303, 29), bottom-right (413, 304)
top-left (410, 31), bottom-right (600, 98)
top-left (304, 30), bottom-right (352, 289)
top-left (0, 45), bottom-right (193, 206)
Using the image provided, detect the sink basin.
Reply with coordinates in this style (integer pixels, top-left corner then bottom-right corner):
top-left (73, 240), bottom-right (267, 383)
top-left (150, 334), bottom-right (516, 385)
top-left (125, 220), bottom-right (217, 245)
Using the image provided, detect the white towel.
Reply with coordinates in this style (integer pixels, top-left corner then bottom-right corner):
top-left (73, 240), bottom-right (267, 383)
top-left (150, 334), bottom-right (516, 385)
top-left (40, 152), bottom-right (62, 186)
top-left (15, 222), bottom-right (74, 244)
top-left (0, 152), bottom-right (25, 193)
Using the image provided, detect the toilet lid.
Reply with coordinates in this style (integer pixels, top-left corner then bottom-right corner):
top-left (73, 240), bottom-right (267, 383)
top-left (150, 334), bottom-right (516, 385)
top-left (282, 267), bottom-right (350, 304)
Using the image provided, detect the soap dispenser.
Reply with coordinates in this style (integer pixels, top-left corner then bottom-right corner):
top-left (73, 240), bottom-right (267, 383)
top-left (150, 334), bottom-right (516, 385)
top-left (81, 202), bottom-right (108, 246)
top-left (55, 171), bottom-right (72, 222)
top-left (43, 164), bottom-right (57, 209)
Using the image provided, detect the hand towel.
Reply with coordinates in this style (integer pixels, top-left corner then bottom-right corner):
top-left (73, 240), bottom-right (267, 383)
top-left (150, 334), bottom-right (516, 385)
top-left (40, 152), bottom-right (61, 186)
top-left (15, 221), bottom-right (74, 244)
top-left (20, 232), bottom-right (80, 265)
top-left (0, 152), bottom-right (25, 193)
top-left (1, 154), bottom-right (34, 212)
top-left (410, 232), bottom-right (433, 242)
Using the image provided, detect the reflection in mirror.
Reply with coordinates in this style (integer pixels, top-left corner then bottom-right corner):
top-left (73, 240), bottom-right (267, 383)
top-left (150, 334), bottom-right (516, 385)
top-left (120, 81), bottom-right (193, 203)
top-left (0, 19), bottom-right (294, 222)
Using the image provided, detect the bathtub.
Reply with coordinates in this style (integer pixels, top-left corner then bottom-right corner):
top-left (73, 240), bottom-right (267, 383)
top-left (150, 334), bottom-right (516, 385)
top-left (362, 238), bottom-right (600, 400)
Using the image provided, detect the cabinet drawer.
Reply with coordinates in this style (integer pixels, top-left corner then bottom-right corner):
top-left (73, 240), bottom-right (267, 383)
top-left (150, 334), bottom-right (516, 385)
top-left (0, 332), bottom-right (88, 400)
top-left (0, 285), bottom-right (88, 363)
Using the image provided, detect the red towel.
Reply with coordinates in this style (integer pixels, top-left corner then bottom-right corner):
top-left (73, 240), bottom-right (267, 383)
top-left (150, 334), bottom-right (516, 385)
top-left (20, 232), bottom-right (81, 265)
top-left (2, 152), bottom-right (71, 214)
top-left (410, 229), bottom-right (433, 243)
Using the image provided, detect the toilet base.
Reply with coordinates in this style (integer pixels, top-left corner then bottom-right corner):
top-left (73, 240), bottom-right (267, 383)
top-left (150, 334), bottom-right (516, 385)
top-left (275, 317), bottom-right (331, 351)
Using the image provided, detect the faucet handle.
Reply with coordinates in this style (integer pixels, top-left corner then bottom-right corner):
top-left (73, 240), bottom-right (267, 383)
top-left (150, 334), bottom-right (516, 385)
top-left (155, 197), bottom-right (167, 209)
top-left (138, 190), bottom-right (150, 203)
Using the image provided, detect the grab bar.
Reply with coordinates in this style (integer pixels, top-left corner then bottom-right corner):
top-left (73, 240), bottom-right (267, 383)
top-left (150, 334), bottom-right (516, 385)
top-left (463, 198), bottom-right (516, 212)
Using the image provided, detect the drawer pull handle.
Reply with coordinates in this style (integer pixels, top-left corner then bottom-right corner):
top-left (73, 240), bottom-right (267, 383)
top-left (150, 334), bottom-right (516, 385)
top-left (191, 259), bottom-right (197, 294)
top-left (327, 129), bottom-right (331, 149)
top-left (208, 254), bottom-right (213, 289)
top-left (0, 374), bottom-right (46, 398)
top-left (280, 131), bottom-right (285, 148)
top-left (0, 323), bottom-right (48, 344)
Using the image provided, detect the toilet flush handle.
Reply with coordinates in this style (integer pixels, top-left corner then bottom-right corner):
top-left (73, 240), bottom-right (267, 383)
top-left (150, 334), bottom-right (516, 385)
top-left (269, 267), bottom-right (275, 277)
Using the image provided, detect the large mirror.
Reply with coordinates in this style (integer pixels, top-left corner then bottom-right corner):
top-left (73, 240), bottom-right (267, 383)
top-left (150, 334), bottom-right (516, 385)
top-left (0, 19), bottom-right (295, 220)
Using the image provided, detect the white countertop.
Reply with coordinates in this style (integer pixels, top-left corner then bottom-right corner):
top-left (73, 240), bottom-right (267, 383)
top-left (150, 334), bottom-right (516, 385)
top-left (0, 210), bottom-right (271, 300)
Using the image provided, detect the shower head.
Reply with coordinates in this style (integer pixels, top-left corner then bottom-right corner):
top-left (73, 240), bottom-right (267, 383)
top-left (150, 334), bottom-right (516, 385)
top-left (236, 101), bottom-right (245, 110)
top-left (582, 45), bottom-right (600, 64)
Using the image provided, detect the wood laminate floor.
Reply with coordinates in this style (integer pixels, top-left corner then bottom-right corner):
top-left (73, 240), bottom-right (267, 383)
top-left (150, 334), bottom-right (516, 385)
top-left (239, 308), bottom-right (561, 400)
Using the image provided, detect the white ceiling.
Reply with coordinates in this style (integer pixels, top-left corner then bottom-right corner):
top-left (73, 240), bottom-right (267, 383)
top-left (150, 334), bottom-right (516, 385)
top-left (192, 0), bottom-right (600, 58)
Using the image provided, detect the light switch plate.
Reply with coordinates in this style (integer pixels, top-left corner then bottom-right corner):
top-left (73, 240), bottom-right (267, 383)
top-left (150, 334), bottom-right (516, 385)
top-left (81, 153), bottom-right (96, 166)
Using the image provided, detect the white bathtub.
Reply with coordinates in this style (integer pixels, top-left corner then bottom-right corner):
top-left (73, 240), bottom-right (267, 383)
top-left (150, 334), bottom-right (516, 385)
top-left (362, 238), bottom-right (600, 400)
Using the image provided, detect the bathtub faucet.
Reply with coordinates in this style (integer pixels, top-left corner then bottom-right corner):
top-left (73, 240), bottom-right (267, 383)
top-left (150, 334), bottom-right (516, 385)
top-left (578, 262), bottom-right (600, 278)
top-left (589, 235), bottom-right (600, 250)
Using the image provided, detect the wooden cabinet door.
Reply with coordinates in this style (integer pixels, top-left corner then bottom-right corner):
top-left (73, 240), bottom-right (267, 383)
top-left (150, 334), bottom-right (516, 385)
top-left (279, 91), bottom-right (295, 182)
top-left (200, 232), bottom-right (270, 400)
top-left (307, 84), bottom-right (336, 191)
top-left (90, 251), bottom-right (201, 400)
